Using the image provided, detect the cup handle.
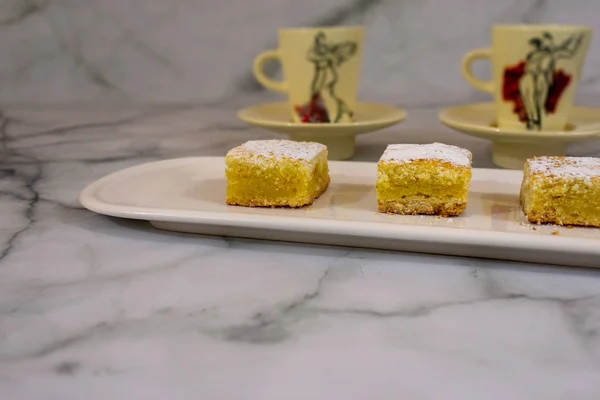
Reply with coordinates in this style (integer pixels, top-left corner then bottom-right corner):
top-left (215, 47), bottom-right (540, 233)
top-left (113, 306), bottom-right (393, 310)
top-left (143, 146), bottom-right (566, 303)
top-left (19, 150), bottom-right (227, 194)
top-left (252, 50), bottom-right (288, 93)
top-left (461, 48), bottom-right (494, 94)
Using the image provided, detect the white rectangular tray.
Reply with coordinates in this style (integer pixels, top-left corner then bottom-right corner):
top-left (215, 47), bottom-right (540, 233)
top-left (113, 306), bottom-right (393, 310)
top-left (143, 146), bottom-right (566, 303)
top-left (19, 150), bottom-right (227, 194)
top-left (79, 157), bottom-right (600, 268)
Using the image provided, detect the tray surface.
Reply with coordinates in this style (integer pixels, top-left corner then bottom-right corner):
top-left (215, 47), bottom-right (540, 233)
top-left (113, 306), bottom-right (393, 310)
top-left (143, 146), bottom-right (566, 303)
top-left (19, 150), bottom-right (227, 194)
top-left (80, 157), bottom-right (600, 268)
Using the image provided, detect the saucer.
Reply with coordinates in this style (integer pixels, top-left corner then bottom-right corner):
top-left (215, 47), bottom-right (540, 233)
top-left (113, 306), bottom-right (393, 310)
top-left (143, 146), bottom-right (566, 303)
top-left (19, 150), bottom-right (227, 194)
top-left (238, 102), bottom-right (407, 160)
top-left (439, 102), bottom-right (600, 169)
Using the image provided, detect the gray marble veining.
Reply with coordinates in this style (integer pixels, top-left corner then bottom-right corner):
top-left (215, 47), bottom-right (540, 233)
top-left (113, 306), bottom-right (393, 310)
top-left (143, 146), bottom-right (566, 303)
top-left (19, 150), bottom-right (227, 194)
top-left (1, 96), bottom-right (600, 398)
top-left (1, 0), bottom-right (600, 105)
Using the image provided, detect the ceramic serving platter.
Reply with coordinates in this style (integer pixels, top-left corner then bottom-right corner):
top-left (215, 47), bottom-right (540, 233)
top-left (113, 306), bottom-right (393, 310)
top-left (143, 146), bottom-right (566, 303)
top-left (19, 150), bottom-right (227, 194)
top-left (79, 157), bottom-right (600, 268)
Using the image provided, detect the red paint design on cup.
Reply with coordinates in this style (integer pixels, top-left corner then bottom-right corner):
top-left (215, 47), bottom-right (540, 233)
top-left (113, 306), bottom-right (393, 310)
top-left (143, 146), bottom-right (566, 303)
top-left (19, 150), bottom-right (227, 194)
top-left (502, 61), bottom-right (572, 123)
top-left (295, 93), bottom-right (330, 123)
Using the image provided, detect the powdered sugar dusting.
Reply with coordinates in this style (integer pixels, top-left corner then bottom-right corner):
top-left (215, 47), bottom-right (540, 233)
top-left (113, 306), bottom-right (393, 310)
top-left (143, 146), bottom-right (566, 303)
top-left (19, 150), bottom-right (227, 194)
top-left (228, 139), bottom-right (326, 161)
top-left (527, 156), bottom-right (600, 181)
top-left (379, 143), bottom-right (472, 167)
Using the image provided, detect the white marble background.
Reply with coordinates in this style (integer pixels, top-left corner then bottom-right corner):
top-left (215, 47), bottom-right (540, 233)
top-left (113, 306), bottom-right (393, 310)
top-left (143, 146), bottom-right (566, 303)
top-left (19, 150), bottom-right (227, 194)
top-left (0, 0), bottom-right (599, 105)
top-left (1, 103), bottom-right (600, 400)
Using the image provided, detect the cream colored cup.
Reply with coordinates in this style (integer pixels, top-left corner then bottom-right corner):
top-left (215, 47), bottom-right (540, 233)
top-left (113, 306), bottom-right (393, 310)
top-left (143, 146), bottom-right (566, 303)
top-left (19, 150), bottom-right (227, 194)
top-left (253, 26), bottom-right (364, 124)
top-left (462, 25), bottom-right (592, 131)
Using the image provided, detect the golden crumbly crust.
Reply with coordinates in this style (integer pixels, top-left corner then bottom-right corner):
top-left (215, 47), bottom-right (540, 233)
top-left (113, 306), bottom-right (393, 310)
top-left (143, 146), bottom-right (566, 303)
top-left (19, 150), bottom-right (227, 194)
top-left (378, 198), bottom-right (467, 217)
top-left (520, 156), bottom-right (600, 227)
top-left (522, 209), bottom-right (600, 227)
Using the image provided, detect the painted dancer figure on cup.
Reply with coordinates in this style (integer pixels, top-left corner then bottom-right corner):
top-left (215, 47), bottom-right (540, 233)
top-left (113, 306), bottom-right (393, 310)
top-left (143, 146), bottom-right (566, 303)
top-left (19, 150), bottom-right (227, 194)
top-left (451, 25), bottom-right (593, 168)
top-left (296, 31), bottom-right (358, 123)
top-left (461, 24), bottom-right (591, 132)
top-left (252, 26), bottom-right (364, 125)
top-left (516, 32), bottom-right (584, 130)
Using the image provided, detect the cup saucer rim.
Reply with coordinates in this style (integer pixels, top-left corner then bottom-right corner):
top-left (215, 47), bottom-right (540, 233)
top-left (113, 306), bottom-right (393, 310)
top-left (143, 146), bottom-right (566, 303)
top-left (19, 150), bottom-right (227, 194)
top-left (438, 102), bottom-right (600, 141)
top-left (237, 101), bottom-right (407, 129)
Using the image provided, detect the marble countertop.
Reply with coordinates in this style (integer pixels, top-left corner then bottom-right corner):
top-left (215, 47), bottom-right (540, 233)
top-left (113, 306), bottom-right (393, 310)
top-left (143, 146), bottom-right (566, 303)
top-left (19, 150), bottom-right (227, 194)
top-left (2, 95), bottom-right (600, 399)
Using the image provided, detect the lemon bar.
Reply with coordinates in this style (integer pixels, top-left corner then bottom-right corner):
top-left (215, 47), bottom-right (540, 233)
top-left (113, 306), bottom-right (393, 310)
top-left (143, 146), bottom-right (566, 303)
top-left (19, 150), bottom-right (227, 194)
top-left (376, 143), bottom-right (472, 216)
top-left (520, 156), bottom-right (600, 227)
top-left (225, 139), bottom-right (330, 208)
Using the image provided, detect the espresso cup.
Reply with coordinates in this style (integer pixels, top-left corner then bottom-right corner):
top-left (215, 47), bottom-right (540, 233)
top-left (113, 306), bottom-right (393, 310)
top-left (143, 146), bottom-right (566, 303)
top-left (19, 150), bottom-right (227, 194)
top-left (253, 26), bottom-right (364, 124)
top-left (462, 25), bottom-right (592, 131)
